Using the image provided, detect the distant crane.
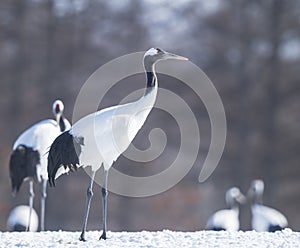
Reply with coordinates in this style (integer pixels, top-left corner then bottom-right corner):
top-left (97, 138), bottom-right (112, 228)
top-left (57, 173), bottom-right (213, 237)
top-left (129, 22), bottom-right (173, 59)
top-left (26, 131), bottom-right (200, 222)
top-left (7, 205), bottom-right (39, 232)
top-left (9, 100), bottom-right (70, 231)
top-left (47, 48), bottom-right (188, 241)
top-left (248, 179), bottom-right (288, 232)
top-left (206, 187), bottom-right (246, 231)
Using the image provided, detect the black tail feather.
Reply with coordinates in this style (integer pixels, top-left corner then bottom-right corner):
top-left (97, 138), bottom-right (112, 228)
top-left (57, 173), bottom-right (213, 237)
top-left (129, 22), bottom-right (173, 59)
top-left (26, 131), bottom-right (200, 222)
top-left (47, 131), bottom-right (82, 187)
top-left (210, 227), bottom-right (226, 231)
top-left (269, 225), bottom-right (285, 232)
top-left (9, 145), bottom-right (39, 193)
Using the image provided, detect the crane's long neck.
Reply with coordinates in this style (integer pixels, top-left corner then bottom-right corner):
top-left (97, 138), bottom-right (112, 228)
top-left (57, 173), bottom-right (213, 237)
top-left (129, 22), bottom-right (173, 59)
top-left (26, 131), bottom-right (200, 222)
top-left (59, 116), bottom-right (66, 132)
top-left (227, 199), bottom-right (238, 211)
top-left (130, 62), bottom-right (158, 127)
top-left (56, 113), bottom-right (66, 132)
top-left (230, 204), bottom-right (239, 213)
top-left (146, 71), bottom-right (157, 88)
top-left (122, 62), bottom-right (157, 142)
top-left (144, 63), bottom-right (158, 96)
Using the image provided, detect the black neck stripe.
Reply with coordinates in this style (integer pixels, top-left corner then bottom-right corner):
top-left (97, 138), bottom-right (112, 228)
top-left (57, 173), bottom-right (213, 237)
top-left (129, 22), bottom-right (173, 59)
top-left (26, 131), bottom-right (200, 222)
top-left (59, 116), bottom-right (66, 132)
top-left (146, 72), bottom-right (156, 88)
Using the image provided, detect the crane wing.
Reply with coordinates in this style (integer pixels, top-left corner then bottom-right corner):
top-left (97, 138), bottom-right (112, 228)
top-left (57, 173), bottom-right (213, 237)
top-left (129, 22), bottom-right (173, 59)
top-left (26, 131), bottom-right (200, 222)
top-left (47, 131), bottom-right (83, 186)
top-left (9, 145), bottom-right (40, 193)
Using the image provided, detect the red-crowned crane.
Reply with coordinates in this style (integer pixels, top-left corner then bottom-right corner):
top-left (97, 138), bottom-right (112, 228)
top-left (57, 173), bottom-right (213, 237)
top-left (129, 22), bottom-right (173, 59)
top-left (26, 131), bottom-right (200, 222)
top-left (248, 179), bottom-right (288, 232)
top-left (47, 48), bottom-right (188, 241)
top-left (206, 187), bottom-right (246, 231)
top-left (9, 100), bottom-right (70, 231)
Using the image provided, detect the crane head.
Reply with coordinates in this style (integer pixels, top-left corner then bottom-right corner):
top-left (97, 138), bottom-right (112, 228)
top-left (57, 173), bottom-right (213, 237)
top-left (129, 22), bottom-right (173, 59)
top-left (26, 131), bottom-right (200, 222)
top-left (226, 187), bottom-right (247, 208)
top-left (144, 48), bottom-right (188, 67)
top-left (52, 99), bottom-right (64, 116)
top-left (247, 179), bottom-right (265, 204)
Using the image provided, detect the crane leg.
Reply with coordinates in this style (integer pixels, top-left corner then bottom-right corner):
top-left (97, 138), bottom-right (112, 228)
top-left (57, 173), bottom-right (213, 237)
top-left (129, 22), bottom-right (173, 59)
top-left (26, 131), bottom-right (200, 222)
top-left (99, 169), bottom-right (109, 240)
top-left (79, 171), bottom-right (96, 241)
top-left (26, 181), bottom-right (34, 232)
top-left (40, 179), bottom-right (47, 231)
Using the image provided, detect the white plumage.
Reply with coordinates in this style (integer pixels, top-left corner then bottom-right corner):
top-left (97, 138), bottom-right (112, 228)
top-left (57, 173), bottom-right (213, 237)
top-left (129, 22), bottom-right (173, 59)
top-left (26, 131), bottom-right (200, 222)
top-left (7, 205), bottom-right (39, 232)
top-left (9, 100), bottom-right (70, 231)
top-left (53, 94), bottom-right (156, 180)
top-left (249, 179), bottom-right (288, 232)
top-left (71, 86), bottom-right (155, 172)
top-left (48, 48), bottom-right (188, 241)
top-left (206, 187), bottom-right (246, 231)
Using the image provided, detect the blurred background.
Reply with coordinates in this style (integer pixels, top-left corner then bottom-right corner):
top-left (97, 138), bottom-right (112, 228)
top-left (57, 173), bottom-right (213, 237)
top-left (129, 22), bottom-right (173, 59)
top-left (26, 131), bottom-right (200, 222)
top-left (1, 0), bottom-right (300, 232)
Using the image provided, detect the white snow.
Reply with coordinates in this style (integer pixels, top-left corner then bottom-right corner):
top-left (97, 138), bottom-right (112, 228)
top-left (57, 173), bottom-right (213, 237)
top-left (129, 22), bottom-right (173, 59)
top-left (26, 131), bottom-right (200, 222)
top-left (0, 229), bottom-right (299, 248)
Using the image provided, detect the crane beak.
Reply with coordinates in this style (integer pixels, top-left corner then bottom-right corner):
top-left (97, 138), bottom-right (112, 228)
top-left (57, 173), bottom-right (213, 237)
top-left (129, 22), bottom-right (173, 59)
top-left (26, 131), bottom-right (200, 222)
top-left (163, 51), bottom-right (189, 61)
top-left (236, 193), bottom-right (247, 204)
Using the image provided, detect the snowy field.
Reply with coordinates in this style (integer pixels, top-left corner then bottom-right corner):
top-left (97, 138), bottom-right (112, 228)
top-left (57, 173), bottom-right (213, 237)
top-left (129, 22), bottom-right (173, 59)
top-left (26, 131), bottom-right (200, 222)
top-left (0, 229), bottom-right (299, 248)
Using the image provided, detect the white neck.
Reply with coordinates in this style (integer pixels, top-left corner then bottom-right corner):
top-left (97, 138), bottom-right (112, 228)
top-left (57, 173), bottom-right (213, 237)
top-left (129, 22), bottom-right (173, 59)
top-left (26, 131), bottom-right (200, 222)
top-left (137, 83), bottom-right (158, 114)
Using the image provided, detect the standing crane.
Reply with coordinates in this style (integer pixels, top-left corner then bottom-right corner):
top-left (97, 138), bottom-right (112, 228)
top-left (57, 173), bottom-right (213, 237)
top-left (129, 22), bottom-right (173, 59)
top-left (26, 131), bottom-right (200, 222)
top-left (248, 179), bottom-right (288, 232)
top-left (9, 100), bottom-right (70, 231)
top-left (47, 48), bottom-right (188, 241)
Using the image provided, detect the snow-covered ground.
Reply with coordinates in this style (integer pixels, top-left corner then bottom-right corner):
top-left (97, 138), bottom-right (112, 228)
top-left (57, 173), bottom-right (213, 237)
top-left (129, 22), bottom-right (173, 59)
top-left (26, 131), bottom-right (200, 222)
top-left (0, 229), bottom-right (299, 248)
